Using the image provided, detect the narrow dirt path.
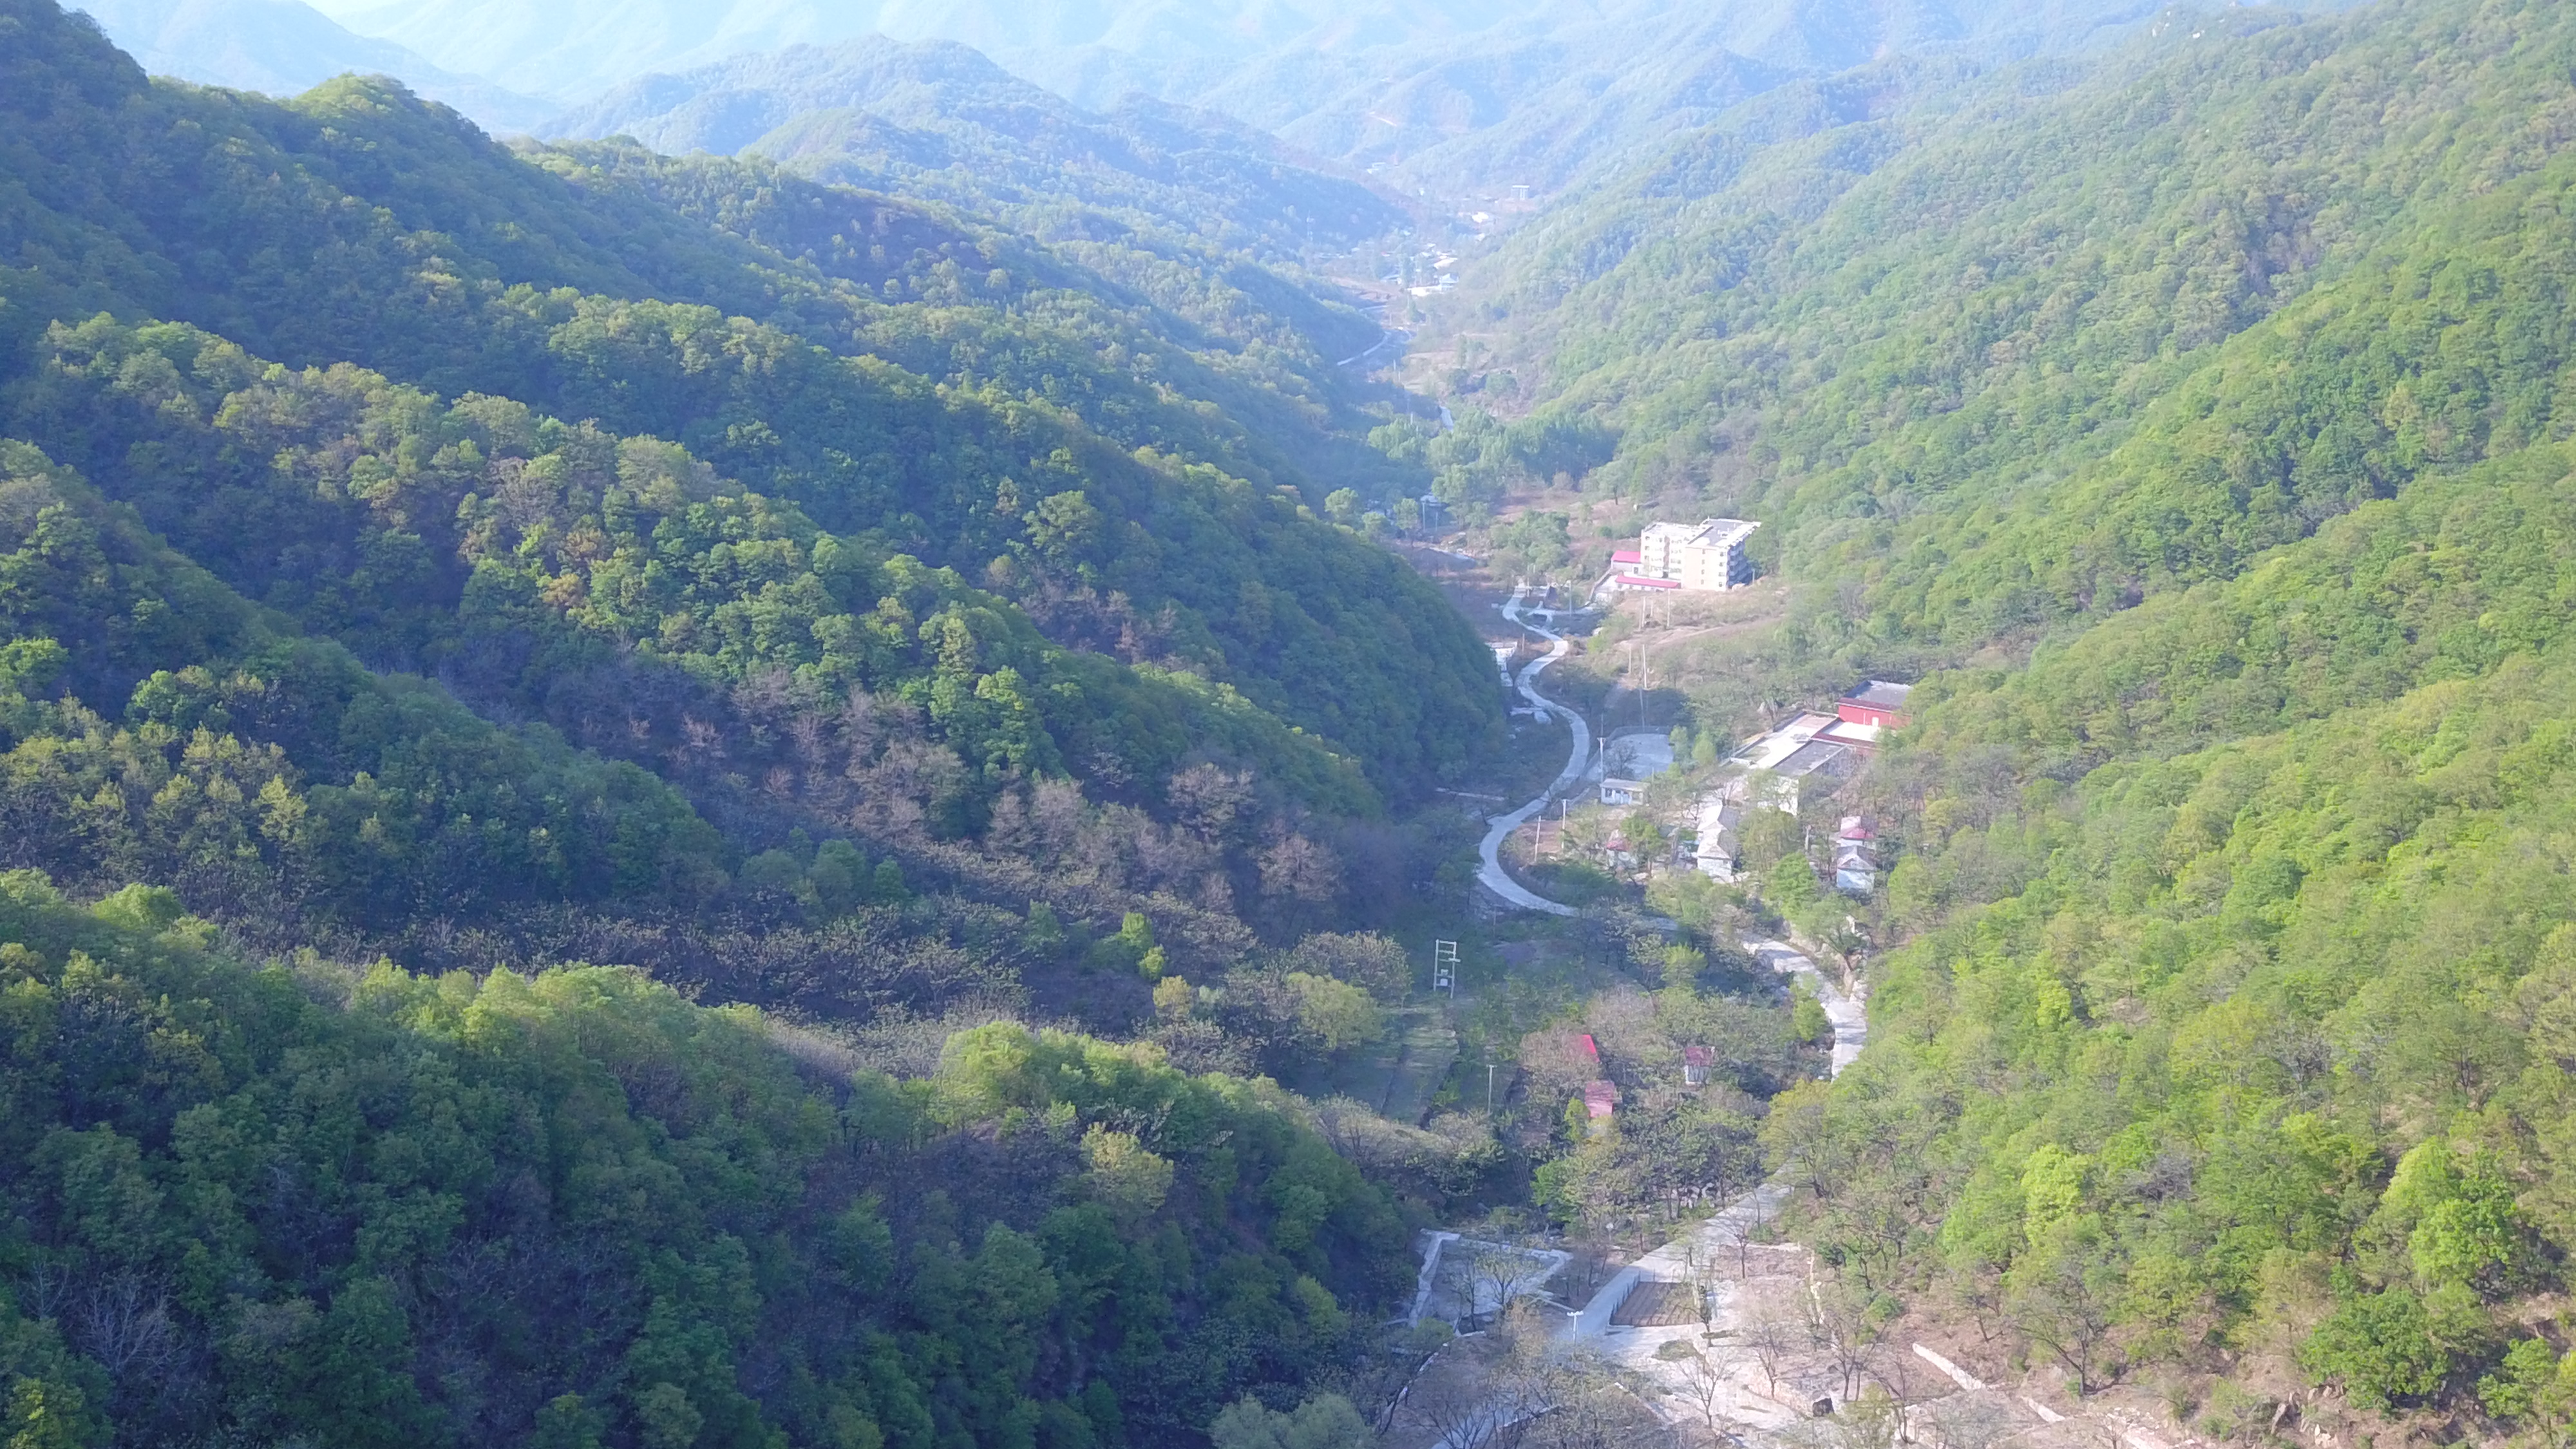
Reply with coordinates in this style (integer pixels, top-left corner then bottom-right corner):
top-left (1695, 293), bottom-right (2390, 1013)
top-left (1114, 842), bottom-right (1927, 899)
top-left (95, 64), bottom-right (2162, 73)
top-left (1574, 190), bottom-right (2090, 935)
top-left (1475, 586), bottom-right (1591, 916)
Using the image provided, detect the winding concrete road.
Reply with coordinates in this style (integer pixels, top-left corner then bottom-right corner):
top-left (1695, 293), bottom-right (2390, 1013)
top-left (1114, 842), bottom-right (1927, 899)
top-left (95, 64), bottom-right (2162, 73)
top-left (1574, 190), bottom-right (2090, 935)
top-left (1475, 587), bottom-right (1591, 916)
top-left (1336, 324), bottom-right (1414, 368)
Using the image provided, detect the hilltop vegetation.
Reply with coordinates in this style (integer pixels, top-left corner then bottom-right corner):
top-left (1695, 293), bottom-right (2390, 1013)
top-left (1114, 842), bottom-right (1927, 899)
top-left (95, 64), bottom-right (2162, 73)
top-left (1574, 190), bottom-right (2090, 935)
top-left (0, 0), bottom-right (1496, 804)
top-left (55, 0), bottom-right (2576, 1437)
top-left (307, 0), bottom-right (2263, 199)
top-left (1450, 0), bottom-right (2576, 674)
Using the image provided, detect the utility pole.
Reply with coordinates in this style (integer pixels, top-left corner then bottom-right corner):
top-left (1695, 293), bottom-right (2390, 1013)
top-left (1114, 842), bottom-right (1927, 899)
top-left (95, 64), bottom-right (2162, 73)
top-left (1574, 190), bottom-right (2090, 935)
top-left (1487, 1063), bottom-right (1497, 1116)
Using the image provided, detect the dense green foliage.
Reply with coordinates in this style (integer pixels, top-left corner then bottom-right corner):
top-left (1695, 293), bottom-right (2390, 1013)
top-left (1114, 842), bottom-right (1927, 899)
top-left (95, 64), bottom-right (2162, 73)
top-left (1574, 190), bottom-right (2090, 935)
top-left (0, 14), bottom-right (1532, 1439)
top-left (0, 873), bottom-right (1406, 1447)
top-left (1799, 641), bottom-right (2576, 1416)
top-left (519, 142), bottom-right (1425, 530)
top-left (0, 0), bottom-right (1517, 1034)
top-left (319, 0), bottom-right (2229, 201)
top-left (0, 439), bottom-right (734, 923)
top-left (1900, 442), bottom-right (2576, 784)
top-left (12, 315), bottom-right (1374, 817)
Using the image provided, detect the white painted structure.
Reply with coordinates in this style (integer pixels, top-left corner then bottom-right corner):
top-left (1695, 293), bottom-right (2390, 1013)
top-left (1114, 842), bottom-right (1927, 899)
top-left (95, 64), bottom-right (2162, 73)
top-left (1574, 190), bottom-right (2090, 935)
top-left (1636, 518), bottom-right (1759, 591)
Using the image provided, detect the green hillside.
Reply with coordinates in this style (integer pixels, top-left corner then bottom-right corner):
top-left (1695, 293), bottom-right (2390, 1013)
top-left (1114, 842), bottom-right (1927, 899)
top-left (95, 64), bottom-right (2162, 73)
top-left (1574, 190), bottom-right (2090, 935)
top-left (1436, 0), bottom-right (2576, 1426)
top-left (0, 0), bottom-right (1516, 1026)
top-left (1801, 630), bottom-right (2576, 1422)
top-left (308, 0), bottom-right (2266, 200)
top-left (546, 37), bottom-right (1401, 264)
top-left (0, 9), bottom-right (1526, 1443)
top-left (0, 0), bottom-right (1499, 803)
top-left (51, 0), bottom-right (2576, 1437)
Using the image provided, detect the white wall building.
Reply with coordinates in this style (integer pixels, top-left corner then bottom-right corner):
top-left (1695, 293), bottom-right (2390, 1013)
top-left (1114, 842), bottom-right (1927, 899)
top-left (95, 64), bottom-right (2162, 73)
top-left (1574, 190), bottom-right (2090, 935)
top-left (1637, 518), bottom-right (1759, 591)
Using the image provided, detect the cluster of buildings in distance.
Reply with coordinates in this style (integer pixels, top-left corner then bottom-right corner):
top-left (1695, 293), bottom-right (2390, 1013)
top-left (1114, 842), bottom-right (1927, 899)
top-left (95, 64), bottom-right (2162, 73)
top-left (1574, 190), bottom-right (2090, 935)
top-left (1694, 680), bottom-right (1909, 889)
top-left (1545, 514), bottom-right (1913, 900)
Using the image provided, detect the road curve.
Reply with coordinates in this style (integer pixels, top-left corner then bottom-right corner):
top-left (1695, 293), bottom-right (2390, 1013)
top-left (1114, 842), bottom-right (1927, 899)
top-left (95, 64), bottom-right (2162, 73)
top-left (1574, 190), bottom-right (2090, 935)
top-left (1475, 587), bottom-right (1591, 916)
top-left (1335, 324), bottom-right (1413, 368)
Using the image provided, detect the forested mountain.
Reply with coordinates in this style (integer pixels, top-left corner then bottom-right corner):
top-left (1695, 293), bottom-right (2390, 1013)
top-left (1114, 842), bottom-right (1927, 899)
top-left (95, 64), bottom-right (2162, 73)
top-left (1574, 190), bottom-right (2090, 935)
top-left (1419, 0), bottom-right (2576, 1426)
top-left (1448, 0), bottom-right (2576, 683)
top-left (549, 38), bottom-right (1401, 264)
top-left (3, 0), bottom-right (1498, 800)
top-left (48, 0), bottom-right (2576, 1437)
top-left (0, 4), bottom-right (1519, 1443)
top-left (0, 0), bottom-right (1514, 1003)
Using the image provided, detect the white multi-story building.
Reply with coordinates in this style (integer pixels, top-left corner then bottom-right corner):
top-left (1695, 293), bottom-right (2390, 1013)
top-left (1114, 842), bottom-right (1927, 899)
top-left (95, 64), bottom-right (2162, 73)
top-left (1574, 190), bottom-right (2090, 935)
top-left (1636, 518), bottom-right (1759, 591)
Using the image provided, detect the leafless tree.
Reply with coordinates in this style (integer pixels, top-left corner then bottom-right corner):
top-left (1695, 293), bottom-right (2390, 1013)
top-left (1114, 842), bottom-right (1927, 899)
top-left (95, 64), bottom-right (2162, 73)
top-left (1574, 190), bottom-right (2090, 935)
top-left (19, 1259), bottom-right (72, 1324)
top-left (1553, 1244), bottom-right (1618, 1311)
top-left (75, 1272), bottom-right (180, 1385)
top-left (1808, 1388), bottom-right (1904, 1449)
top-left (1680, 1239), bottom-right (1728, 1339)
top-left (1921, 1394), bottom-right (2014, 1449)
top-left (1801, 1270), bottom-right (1882, 1405)
top-left (1405, 1316), bottom-right (1564, 1449)
top-left (1515, 1345), bottom-right (1669, 1449)
top-left (1466, 1242), bottom-right (1555, 1324)
top-left (1714, 1203), bottom-right (1766, 1278)
top-left (1407, 1372), bottom-right (1517, 1449)
top-left (1741, 1280), bottom-right (1802, 1400)
top-left (1655, 1338), bottom-right (1737, 1440)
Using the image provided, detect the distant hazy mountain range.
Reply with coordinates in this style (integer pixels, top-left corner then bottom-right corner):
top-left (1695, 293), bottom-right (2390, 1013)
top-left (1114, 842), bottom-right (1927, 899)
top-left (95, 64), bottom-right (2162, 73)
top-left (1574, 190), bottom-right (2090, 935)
top-left (317, 0), bottom-right (2230, 193)
top-left (90, 0), bottom-right (2345, 196)
top-left (76, 0), bottom-right (553, 129)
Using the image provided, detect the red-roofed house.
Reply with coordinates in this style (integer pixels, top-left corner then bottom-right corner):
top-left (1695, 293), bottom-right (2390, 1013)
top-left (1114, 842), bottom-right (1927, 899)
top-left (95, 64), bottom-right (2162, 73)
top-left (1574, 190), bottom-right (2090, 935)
top-left (1837, 680), bottom-right (1913, 730)
top-left (1682, 1045), bottom-right (1714, 1087)
top-left (1818, 681), bottom-right (1912, 752)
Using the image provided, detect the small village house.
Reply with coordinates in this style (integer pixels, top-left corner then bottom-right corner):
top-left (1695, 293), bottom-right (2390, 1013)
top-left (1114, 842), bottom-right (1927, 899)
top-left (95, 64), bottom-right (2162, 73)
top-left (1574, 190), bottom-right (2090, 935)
top-left (1582, 1080), bottom-right (1618, 1133)
top-left (1819, 680), bottom-right (1911, 750)
top-left (1833, 814), bottom-right (1879, 895)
